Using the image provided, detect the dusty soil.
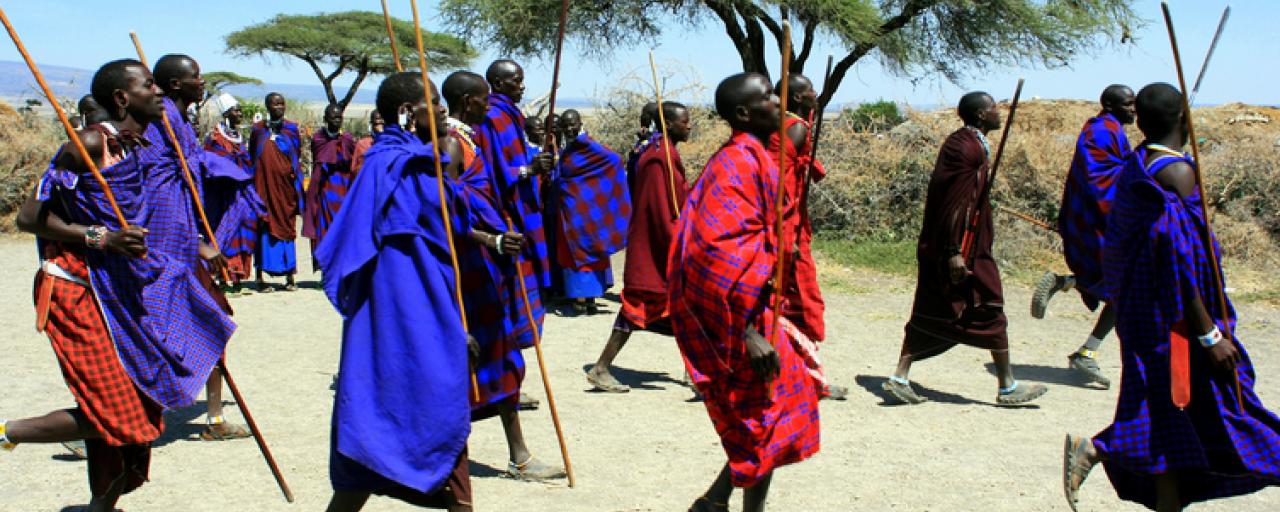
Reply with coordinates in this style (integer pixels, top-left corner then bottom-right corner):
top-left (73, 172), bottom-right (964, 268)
top-left (2, 234), bottom-right (1279, 511)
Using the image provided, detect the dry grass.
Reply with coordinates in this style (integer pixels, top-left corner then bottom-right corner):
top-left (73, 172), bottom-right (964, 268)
top-left (0, 99), bottom-right (65, 229)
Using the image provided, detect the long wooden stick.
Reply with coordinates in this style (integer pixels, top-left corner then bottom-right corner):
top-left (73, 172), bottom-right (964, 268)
top-left (994, 203), bottom-right (1054, 231)
top-left (770, 20), bottom-right (793, 348)
top-left (542, 0), bottom-right (571, 149)
top-left (504, 215), bottom-right (574, 487)
top-left (1161, 1), bottom-right (1243, 412)
top-left (961, 78), bottom-right (1024, 261)
top-left (129, 31), bottom-right (230, 282)
top-left (408, 0), bottom-right (481, 403)
top-left (381, 0), bottom-right (404, 73)
top-left (799, 55), bottom-right (834, 223)
top-left (218, 360), bottom-right (294, 502)
top-left (647, 52), bottom-right (680, 219)
top-left (0, 8), bottom-right (127, 227)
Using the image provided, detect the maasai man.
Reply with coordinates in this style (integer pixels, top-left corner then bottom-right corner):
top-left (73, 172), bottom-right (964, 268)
top-left (587, 101), bottom-right (689, 393)
top-left (1064, 82), bottom-right (1280, 512)
top-left (553, 109), bottom-right (629, 315)
top-left (316, 72), bottom-right (473, 512)
top-left (473, 59), bottom-right (556, 353)
top-left (204, 92), bottom-right (268, 296)
top-left (442, 70), bottom-right (562, 481)
top-left (882, 92), bottom-right (1048, 406)
top-left (766, 72), bottom-right (847, 401)
top-left (351, 110), bottom-right (384, 174)
top-left (1031, 85), bottom-right (1135, 389)
top-left (670, 73), bottom-right (821, 512)
top-left (250, 92), bottom-right (303, 292)
top-left (147, 54), bottom-right (250, 440)
top-left (76, 94), bottom-right (110, 129)
top-left (303, 104), bottom-right (357, 266)
top-left (3, 59), bottom-right (233, 511)
top-left (625, 102), bottom-right (660, 191)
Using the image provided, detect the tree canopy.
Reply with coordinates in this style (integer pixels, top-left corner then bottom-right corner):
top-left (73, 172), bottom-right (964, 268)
top-left (224, 11), bottom-right (475, 110)
top-left (440, 0), bottom-right (1140, 107)
top-left (203, 71), bottom-right (263, 94)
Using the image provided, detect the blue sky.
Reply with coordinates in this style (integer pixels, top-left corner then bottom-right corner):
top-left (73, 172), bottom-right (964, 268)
top-left (0, 0), bottom-right (1272, 107)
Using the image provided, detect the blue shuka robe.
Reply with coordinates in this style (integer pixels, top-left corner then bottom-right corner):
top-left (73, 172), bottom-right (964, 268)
top-left (316, 125), bottom-right (472, 495)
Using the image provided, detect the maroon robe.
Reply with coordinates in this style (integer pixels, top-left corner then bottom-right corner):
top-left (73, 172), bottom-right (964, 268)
top-left (902, 127), bottom-right (1007, 359)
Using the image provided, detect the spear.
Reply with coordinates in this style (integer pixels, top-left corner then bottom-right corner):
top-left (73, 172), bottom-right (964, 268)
top-left (798, 54), bottom-right (834, 228)
top-left (542, 0), bottom-right (571, 150)
top-left (128, 31), bottom-right (231, 283)
top-left (1190, 6), bottom-right (1230, 106)
top-left (1161, 1), bottom-right (1243, 413)
top-left (0, 8), bottom-right (127, 228)
top-left (960, 78), bottom-right (1025, 262)
top-left (381, 0), bottom-right (404, 73)
top-left (995, 203), bottom-right (1054, 231)
top-left (770, 20), bottom-right (793, 349)
top-left (647, 51), bottom-right (681, 219)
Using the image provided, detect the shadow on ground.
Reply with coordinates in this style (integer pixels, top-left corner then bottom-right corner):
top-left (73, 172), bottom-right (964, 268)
top-left (580, 364), bottom-right (683, 392)
top-left (982, 362), bottom-right (1106, 389)
top-left (854, 374), bottom-right (988, 406)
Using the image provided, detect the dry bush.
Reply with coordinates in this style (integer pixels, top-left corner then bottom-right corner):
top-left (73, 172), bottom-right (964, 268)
top-left (0, 99), bottom-right (65, 231)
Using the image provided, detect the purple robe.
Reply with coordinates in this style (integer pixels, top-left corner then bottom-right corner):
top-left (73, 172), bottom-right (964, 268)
top-left (315, 125), bottom-right (472, 495)
top-left (1094, 145), bottom-right (1280, 509)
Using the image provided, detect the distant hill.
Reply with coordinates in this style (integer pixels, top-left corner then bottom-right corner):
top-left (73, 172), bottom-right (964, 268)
top-left (0, 60), bottom-right (593, 109)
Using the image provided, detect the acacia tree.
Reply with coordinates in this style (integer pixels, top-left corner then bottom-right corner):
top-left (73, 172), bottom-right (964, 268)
top-left (440, 0), bottom-right (1139, 107)
top-left (203, 71), bottom-right (263, 95)
top-left (224, 11), bottom-right (475, 110)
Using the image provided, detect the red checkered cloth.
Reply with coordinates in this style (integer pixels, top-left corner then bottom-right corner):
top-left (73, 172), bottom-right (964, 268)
top-left (668, 131), bottom-right (821, 487)
top-left (34, 244), bottom-right (163, 446)
top-left (767, 114), bottom-right (826, 341)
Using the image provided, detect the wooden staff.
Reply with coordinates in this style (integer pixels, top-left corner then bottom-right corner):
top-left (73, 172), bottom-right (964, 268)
top-left (1161, 1), bottom-right (1243, 412)
top-left (218, 360), bottom-right (294, 502)
top-left (647, 51), bottom-right (680, 219)
top-left (408, 0), bottom-right (481, 404)
top-left (542, 0), bottom-right (571, 149)
top-left (0, 8), bottom-right (127, 227)
top-left (128, 31), bottom-right (231, 282)
top-left (799, 54), bottom-right (834, 222)
top-left (381, 0), bottom-right (404, 73)
top-left (770, 20), bottom-right (793, 347)
top-left (960, 78), bottom-right (1024, 262)
top-left (995, 203), bottom-right (1053, 231)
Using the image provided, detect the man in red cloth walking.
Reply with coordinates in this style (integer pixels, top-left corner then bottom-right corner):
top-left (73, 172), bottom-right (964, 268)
top-left (669, 73), bottom-right (821, 512)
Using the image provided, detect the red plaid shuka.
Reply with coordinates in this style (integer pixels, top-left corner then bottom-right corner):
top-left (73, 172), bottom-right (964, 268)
top-left (668, 131), bottom-right (821, 487)
top-left (34, 244), bottom-right (164, 446)
top-left (767, 113), bottom-right (827, 341)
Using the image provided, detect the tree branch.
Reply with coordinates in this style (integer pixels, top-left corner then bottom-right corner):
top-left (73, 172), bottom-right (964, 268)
top-left (704, 1), bottom-right (757, 74)
top-left (301, 56), bottom-right (339, 106)
top-left (735, 2), bottom-right (769, 78)
top-left (339, 58), bottom-right (371, 111)
top-left (819, 0), bottom-right (935, 108)
top-left (795, 18), bottom-right (817, 74)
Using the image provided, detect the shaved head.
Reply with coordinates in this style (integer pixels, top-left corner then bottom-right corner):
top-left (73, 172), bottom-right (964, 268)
top-left (1100, 84), bottom-right (1133, 106)
top-left (1136, 82), bottom-right (1184, 139)
top-left (715, 73), bottom-right (768, 120)
top-left (376, 72), bottom-right (425, 125)
top-left (957, 91), bottom-right (993, 126)
top-left (775, 73), bottom-right (813, 97)
top-left (485, 59), bottom-right (522, 84)
top-left (442, 71), bottom-right (488, 112)
top-left (714, 72), bottom-right (778, 136)
top-left (1100, 84), bottom-right (1137, 124)
top-left (153, 54), bottom-right (197, 92)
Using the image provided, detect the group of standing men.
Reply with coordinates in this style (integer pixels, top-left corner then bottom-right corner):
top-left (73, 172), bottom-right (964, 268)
top-left (3, 42), bottom-right (1280, 512)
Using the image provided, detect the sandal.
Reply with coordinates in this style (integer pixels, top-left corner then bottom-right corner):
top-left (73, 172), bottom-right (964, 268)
top-left (519, 393), bottom-right (541, 410)
top-left (258, 283), bottom-right (275, 293)
top-left (688, 496), bottom-right (729, 512)
top-left (586, 367), bottom-right (631, 393)
top-left (200, 422), bottom-right (252, 441)
top-left (881, 378), bottom-right (928, 404)
top-left (1031, 271), bottom-right (1067, 319)
top-left (821, 383), bottom-right (850, 401)
top-left (1069, 351), bottom-right (1111, 389)
top-left (997, 382), bottom-right (1048, 406)
top-left (283, 283), bottom-right (298, 292)
top-left (505, 456), bottom-right (566, 481)
top-left (1063, 434), bottom-right (1097, 512)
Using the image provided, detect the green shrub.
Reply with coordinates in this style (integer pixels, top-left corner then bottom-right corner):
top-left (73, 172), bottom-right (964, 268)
top-left (842, 100), bottom-right (905, 133)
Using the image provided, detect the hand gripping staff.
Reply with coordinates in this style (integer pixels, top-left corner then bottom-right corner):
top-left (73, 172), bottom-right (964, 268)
top-left (1, 8), bottom-right (127, 229)
top-left (128, 31), bottom-right (232, 283)
top-left (1161, 1), bottom-right (1243, 413)
top-left (959, 78), bottom-right (1024, 262)
top-left (406, 0), bottom-right (482, 403)
top-left (647, 51), bottom-right (681, 219)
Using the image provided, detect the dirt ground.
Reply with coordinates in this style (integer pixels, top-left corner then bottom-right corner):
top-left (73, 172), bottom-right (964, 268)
top-left (2, 234), bottom-right (1279, 511)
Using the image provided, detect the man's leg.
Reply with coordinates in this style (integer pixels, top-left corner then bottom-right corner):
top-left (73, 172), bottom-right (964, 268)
top-left (742, 471), bottom-right (774, 512)
top-left (992, 350), bottom-right (1048, 405)
top-left (689, 463), bottom-right (733, 511)
top-left (325, 491), bottom-right (371, 512)
top-left (201, 368), bottom-right (250, 441)
top-left (586, 328), bottom-right (632, 393)
top-left (882, 347), bottom-right (927, 404)
top-left (1155, 473), bottom-right (1182, 512)
top-left (499, 404), bottom-right (564, 481)
top-left (3, 409), bottom-right (99, 443)
top-left (1069, 303), bottom-right (1116, 387)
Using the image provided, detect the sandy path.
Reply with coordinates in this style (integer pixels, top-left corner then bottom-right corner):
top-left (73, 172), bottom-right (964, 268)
top-left (2, 234), bottom-right (1278, 511)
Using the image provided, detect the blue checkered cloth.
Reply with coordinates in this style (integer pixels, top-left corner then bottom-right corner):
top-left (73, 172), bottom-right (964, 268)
top-left (1094, 145), bottom-right (1280, 508)
top-left (1057, 112), bottom-right (1130, 309)
top-left (556, 132), bottom-right (631, 268)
